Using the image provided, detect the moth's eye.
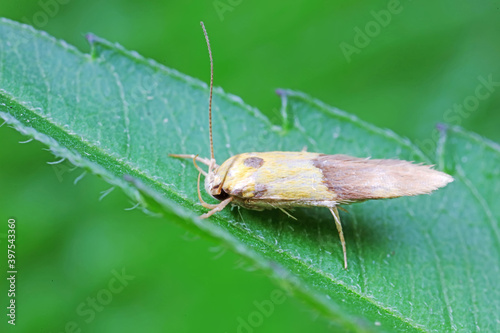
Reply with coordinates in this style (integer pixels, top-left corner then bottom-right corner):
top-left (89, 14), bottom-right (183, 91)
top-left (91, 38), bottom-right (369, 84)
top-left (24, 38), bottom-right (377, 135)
top-left (213, 188), bottom-right (229, 201)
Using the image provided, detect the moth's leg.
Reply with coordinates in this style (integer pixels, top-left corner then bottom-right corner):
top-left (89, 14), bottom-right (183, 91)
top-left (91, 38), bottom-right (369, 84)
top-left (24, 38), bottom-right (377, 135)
top-left (197, 172), bottom-right (219, 209)
top-left (279, 207), bottom-right (297, 220)
top-left (169, 154), bottom-right (212, 167)
top-left (338, 206), bottom-right (349, 214)
top-left (192, 155), bottom-right (208, 177)
top-left (301, 146), bottom-right (308, 152)
top-left (200, 197), bottom-right (233, 219)
top-left (329, 206), bottom-right (348, 269)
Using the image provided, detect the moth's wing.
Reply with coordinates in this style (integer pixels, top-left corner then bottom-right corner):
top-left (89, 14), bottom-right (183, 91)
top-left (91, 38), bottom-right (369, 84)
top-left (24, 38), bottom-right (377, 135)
top-left (222, 152), bottom-right (338, 204)
top-left (313, 154), bottom-right (453, 202)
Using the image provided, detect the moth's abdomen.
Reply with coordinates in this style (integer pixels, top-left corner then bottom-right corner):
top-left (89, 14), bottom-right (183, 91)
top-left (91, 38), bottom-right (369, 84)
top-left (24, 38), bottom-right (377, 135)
top-left (312, 154), bottom-right (453, 202)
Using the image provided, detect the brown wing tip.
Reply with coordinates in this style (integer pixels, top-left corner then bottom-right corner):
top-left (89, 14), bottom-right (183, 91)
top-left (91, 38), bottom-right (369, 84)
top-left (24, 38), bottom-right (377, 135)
top-left (314, 154), bottom-right (454, 200)
top-left (433, 169), bottom-right (454, 188)
top-left (408, 165), bottom-right (454, 195)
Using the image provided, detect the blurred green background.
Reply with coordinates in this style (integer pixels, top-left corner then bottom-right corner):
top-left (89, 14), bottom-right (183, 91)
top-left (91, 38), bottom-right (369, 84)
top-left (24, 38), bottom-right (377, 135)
top-left (1, 0), bottom-right (499, 332)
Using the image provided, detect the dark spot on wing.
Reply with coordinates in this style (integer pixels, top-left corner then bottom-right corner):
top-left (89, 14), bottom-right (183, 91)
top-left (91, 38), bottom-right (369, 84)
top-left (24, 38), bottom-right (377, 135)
top-left (232, 188), bottom-right (243, 197)
top-left (244, 157), bottom-right (264, 169)
top-left (253, 183), bottom-right (268, 198)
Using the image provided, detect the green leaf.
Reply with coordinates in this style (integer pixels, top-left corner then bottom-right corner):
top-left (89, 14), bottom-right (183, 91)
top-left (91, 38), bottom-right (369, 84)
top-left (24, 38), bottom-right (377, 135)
top-left (1, 18), bottom-right (499, 332)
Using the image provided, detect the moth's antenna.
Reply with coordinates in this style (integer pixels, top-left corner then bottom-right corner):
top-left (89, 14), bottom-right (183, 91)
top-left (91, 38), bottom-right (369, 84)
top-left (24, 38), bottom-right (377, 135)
top-left (200, 21), bottom-right (215, 162)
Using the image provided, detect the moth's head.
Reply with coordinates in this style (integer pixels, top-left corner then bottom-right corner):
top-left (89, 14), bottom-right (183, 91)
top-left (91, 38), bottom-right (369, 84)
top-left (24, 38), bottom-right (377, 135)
top-left (204, 159), bottom-right (230, 201)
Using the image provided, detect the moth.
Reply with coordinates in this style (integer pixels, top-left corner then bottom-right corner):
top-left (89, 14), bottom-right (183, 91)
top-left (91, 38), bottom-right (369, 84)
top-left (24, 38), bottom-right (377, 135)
top-left (170, 22), bottom-right (454, 269)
